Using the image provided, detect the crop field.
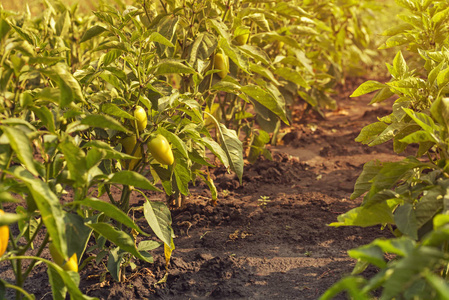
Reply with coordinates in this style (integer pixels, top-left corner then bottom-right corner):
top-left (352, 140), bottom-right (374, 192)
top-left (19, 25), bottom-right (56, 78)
top-left (2, 0), bottom-right (449, 299)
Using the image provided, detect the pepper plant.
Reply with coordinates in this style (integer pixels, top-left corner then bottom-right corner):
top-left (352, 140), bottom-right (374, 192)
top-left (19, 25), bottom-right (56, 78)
top-left (322, 0), bottom-right (449, 298)
top-left (0, 0), bottom-right (242, 298)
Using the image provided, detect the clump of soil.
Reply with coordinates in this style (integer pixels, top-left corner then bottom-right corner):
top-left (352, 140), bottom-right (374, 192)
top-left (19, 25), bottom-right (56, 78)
top-left (1, 80), bottom-right (405, 299)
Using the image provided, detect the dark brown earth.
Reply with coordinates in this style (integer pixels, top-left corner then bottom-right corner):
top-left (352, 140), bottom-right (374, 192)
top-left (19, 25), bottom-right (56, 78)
top-left (2, 78), bottom-right (410, 300)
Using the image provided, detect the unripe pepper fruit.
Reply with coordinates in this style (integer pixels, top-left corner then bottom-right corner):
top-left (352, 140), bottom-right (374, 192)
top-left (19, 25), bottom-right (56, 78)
top-left (147, 134), bottom-right (174, 165)
top-left (0, 210), bottom-right (9, 257)
top-left (133, 105), bottom-right (147, 132)
top-left (49, 243), bottom-right (78, 272)
top-left (214, 52), bottom-right (229, 79)
top-left (121, 135), bottom-right (142, 170)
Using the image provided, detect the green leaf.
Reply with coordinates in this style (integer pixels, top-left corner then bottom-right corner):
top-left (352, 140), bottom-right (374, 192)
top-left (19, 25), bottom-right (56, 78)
top-left (64, 213), bottom-right (93, 261)
top-left (148, 32), bottom-right (175, 47)
top-left (108, 171), bottom-right (161, 191)
top-left (86, 148), bottom-right (106, 170)
top-left (28, 56), bottom-right (65, 66)
top-left (350, 80), bottom-right (386, 97)
top-left (207, 19), bottom-right (232, 41)
top-left (95, 41), bottom-right (128, 52)
top-left (274, 67), bottom-right (309, 89)
top-left (373, 237), bottom-right (416, 257)
top-left (329, 202), bottom-right (394, 227)
top-left (239, 44), bottom-right (271, 65)
top-left (219, 37), bottom-right (250, 74)
top-left (394, 203), bottom-right (418, 239)
top-left (73, 198), bottom-right (147, 236)
top-left (393, 51), bottom-right (407, 78)
top-left (143, 198), bottom-right (174, 247)
top-left (80, 25), bottom-right (108, 43)
top-left (107, 246), bottom-right (123, 282)
top-left (393, 124), bottom-right (421, 153)
top-left (430, 97), bottom-right (449, 131)
top-left (47, 265), bottom-right (67, 300)
top-left (241, 85), bottom-right (289, 125)
top-left (174, 158), bottom-right (190, 195)
top-left (187, 32), bottom-right (217, 67)
top-left (41, 258), bottom-right (96, 300)
top-left (40, 64), bottom-right (85, 107)
top-left (399, 130), bottom-right (436, 144)
top-left (367, 158), bottom-right (426, 199)
top-left (348, 244), bottom-right (387, 268)
top-left (101, 103), bottom-right (134, 120)
top-left (58, 137), bottom-right (88, 186)
top-left (80, 114), bottom-right (131, 133)
top-left (201, 137), bottom-right (229, 168)
top-left (138, 240), bottom-right (162, 251)
top-left (415, 188), bottom-right (444, 230)
top-left (211, 79), bottom-right (242, 94)
top-left (319, 276), bottom-right (369, 300)
top-left (380, 34), bottom-right (412, 49)
top-left (29, 106), bottom-right (56, 133)
top-left (432, 7), bottom-right (449, 28)
top-left (426, 273), bottom-right (449, 299)
top-left (402, 108), bottom-right (436, 134)
top-left (351, 160), bottom-right (383, 200)
top-left (437, 67), bottom-right (449, 88)
top-left (382, 247), bottom-right (444, 300)
top-left (55, 11), bottom-right (71, 36)
top-left (217, 123), bottom-right (244, 184)
top-left (272, 2), bottom-right (309, 17)
top-left (86, 222), bottom-right (152, 263)
top-left (250, 64), bottom-right (280, 86)
top-left (370, 87), bottom-right (395, 104)
top-left (151, 59), bottom-right (196, 75)
top-left (382, 23), bottom-right (414, 36)
top-left (1, 126), bottom-right (38, 176)
top-left (0, 211), bottom-right (27, 226)
top-left (11, 167), bottom-right (67, 258)
top-left (355, 122), bottom-right (388, 145)
top-left (369, 122), bottom-right (405, 146)
top-left (81, 140), bottom-right (136, 161)
top-left (0, 18), bottom-right (11, 40)
top-left (8, 22), bottom-right (34, 45)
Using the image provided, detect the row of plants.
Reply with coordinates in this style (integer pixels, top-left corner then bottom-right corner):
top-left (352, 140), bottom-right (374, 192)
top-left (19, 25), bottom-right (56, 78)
top-left (0, 0), bottom-right (382, 298)
top-left (322, 0), bottom-right (449, 299)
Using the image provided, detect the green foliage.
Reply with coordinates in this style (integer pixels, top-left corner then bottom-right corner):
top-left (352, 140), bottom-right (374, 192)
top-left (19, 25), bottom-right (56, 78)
top-left (325, 0), bottom-right (449, 298)
top-left (0, 0), bottom-right (387, 298)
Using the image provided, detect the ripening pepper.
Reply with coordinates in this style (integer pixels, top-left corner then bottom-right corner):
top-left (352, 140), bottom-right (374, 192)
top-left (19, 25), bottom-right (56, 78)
top-left (49, 243), bottom-right (78, 272)
top-left (0, 210), bottom-right (9, 257)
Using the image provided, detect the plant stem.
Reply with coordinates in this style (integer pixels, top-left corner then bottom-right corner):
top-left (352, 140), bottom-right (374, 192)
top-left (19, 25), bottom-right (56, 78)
top-left (3, 282), bottom-right (34, 300)
top-left (22, 232), bottom-right (50, 281)
top-left (18, 220), bottom-right (44, 255)
top-left (105, 184), bottom-right (118, 206)
top-left (15, 259), bottom-right (22, 300)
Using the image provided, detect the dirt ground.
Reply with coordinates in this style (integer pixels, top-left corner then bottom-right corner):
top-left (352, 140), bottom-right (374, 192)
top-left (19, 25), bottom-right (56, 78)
top-left (1, 78), bottom-right (410, 300)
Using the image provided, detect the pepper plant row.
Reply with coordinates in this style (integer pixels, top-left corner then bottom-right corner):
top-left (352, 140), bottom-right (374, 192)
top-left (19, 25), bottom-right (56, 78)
top-left (0, 0), bottom-right (379, 298)
top-left (322, 0), bottom-right (449, 299)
